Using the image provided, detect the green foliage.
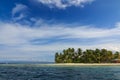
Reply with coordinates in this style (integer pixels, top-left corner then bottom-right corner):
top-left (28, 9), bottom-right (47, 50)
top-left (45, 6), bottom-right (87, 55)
top-left (114, 51), bottom-right (120, 59)
top-left (55, 48), bottom-right (120, 63)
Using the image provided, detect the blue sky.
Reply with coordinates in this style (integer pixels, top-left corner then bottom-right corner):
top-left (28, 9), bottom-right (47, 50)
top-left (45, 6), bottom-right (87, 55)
top-left (0, 0), bottom-right (120, 62)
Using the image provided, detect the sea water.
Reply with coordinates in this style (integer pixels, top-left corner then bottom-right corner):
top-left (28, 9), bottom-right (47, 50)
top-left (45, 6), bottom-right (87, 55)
top-left (0, 64), bottom-right (120, 80)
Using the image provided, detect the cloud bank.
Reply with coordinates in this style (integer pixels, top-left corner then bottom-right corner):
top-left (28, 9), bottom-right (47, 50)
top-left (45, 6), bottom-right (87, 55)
top-left (1, 21), bottom-right (120, 45)
top-left (36, 0), bottom-right (94, 9)
top-left (0, 20), bottom-right (120, 61)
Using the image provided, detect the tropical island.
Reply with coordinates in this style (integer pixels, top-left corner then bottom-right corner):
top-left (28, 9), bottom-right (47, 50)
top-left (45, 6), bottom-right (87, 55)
top-left (55, 48), bottom-right (120, 63)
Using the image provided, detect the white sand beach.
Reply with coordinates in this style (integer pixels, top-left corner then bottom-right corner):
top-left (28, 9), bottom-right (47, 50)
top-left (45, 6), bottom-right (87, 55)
top-left (42, 63), bottom-right (120, 66)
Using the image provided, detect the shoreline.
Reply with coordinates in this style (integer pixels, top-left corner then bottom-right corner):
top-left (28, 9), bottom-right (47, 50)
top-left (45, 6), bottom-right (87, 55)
top-left (1, 63), bottom-right (120, 66)
top-left (44, 63), bottom-right (120, 66)
top-left (26, 63), bottom-right (120, 66)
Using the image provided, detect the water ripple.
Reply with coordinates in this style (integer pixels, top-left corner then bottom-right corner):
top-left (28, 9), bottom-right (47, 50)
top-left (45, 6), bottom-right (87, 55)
top-left (0, 65), bottom-right (120, 80)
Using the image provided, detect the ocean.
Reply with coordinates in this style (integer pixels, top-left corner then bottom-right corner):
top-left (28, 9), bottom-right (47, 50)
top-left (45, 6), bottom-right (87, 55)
top-left (0, 64), bottom-right (120, 80)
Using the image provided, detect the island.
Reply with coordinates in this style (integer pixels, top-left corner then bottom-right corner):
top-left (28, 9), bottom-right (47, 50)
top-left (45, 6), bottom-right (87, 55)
top-left (55, 48), bottom-right (120, 63)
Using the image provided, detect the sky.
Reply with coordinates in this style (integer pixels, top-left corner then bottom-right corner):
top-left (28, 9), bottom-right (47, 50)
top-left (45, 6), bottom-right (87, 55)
top-left (0, 0), bottom-right (120, 62)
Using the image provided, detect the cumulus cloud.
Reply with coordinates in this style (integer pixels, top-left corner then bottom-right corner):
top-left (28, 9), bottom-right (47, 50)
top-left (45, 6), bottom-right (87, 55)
top-left (37, 0), bottom-right (94, 9)
top-left (1, 20), bottom-right (120, 61)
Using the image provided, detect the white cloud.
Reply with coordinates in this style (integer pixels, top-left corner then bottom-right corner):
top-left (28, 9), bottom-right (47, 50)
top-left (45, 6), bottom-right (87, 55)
top-left (37, 0), bottom-right (94, 9)
top-left (1, 20), bottom-right (120, 61)
top-left (13, 14), bottom-right (25, 21)
top-left (0, 21), bottom-right (119, 46)
top-left (12, 4), bottom-right (28, 21)
top-left (12, 4), bottom-right (27, 16)
top-left (1, 20), bottom-right (120, 45)
top-left (115, 22), bottom-right (120, 28)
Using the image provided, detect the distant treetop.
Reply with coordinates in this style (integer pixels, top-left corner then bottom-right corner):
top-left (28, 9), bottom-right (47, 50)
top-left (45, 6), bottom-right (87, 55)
top-left (55, 48), bottom-right (120, 63)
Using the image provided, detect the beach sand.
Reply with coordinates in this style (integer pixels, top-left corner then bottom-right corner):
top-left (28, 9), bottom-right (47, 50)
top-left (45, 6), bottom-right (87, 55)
top-left (41, 63), bottom-right (120, 66)
top-left (1, 63), bottom-right (120, 67)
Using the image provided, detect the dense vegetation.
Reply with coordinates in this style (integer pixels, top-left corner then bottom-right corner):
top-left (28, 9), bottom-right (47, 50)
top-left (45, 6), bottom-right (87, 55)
top-left (55, 48), bottom-right (120, 63)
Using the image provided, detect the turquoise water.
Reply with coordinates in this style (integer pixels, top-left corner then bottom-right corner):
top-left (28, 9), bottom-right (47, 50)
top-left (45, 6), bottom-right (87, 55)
top-left (0, 64), bottom-right (120, 80)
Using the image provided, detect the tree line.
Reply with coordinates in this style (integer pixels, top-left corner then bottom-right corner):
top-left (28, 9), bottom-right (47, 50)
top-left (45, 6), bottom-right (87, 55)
top-left (55, 48), bottom-right (120, 63)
